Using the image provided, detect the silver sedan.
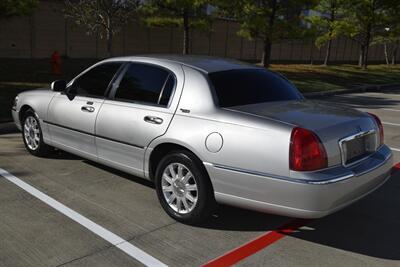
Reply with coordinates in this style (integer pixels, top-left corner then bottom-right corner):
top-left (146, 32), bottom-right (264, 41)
top-left (11, 55), bottom-right (393, 224)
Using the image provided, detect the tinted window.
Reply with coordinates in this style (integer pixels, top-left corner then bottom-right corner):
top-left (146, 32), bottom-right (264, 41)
top-left (159, 75), bottom-right (175, 106)
top-left (115, 63), bottom-right (173, 105)
top-left (209, 69), bottom-right (302, 107)
top-left (73, 62), bottom-right (122, 97)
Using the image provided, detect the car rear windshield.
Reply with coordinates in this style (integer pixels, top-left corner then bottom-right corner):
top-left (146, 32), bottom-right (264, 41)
top-left (208, 69), bottom-right (302, 107)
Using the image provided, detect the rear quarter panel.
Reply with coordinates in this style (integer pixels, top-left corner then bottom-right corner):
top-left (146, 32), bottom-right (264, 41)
top-left (154, 113), bottom-right (293, 175)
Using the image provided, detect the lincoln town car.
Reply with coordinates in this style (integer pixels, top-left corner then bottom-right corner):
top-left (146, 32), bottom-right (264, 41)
top-left (11, 56), bottom-right (393, 224)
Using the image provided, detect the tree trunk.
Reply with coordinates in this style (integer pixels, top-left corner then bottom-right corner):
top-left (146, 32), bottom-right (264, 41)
top-left (106, 16), bottom-right (113, 58)
top-left (182, 10), bottom-right (190, 55)
top-left (261, 38), bottom-right (272, 68)
top-left (309, 39), bottom-right (314, 65)
top-left (392, 41), bottom-right (399, 65)
top-left (261, 0), bottom-right (277, 68)
top-left (358, 45), bottom-right (365, 67)
top-left (363, 47), bottom-right (369, 70)
top-left (363, 27), bottom-right (371, 70)
top-left (324, 3), bottom-right (335, 66)
top-left (324, 39), bottom-right (332, 66)
top-left (106, 30), bottom-right (113, 58)
top-left (384, 43), bottom-right (389, 65)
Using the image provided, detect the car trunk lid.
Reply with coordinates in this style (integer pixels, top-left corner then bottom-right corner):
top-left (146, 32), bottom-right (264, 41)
top-left (226, 100), bottom-right (378, 167)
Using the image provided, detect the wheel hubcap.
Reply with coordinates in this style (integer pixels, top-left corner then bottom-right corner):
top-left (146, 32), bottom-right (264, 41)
top-left (161, 163), bottom-right (198, 214)
top-left (24, 116), bottom-right (40, 151)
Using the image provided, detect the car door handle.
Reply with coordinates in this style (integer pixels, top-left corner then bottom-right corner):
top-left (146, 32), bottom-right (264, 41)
top-left (81, 106), bottom-right (95, 113)
top-left (144, 116), bottom-right (163, 124)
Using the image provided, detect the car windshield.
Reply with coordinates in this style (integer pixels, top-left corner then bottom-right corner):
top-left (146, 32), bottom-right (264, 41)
top-left (208, 68), bottom-right (303, 107)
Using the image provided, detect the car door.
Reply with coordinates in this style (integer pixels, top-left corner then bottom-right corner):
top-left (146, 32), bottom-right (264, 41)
top-left (95, 61), bottom-right (183, 176)
top-left (47, 62), bottom-right (123, 160)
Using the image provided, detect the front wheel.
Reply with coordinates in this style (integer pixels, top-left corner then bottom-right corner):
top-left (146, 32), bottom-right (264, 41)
top-left (22, 109), bottom-right (53, 157)
top-left (155, 150), bottom-right (216, 224)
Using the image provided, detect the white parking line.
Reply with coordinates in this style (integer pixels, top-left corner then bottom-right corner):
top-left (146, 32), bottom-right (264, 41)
top-left (332, 96), bottom-right (400, 111)
top-left (0, 168), bottom-right (168, 267)
top-left (391, 147), bottom-right (400, 152)
top-left (383, 108), bottom-right (400, 112)
top-left (383, 121), bottom-right (400, 127)
top-left (356, 107), bottom-right (400, 113)
top-left (368, 92), bottom-right (400, 98)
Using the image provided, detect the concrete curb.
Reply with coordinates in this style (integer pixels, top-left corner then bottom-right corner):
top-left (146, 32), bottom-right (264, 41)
top-left (304, 84), bottom-right (400, 98)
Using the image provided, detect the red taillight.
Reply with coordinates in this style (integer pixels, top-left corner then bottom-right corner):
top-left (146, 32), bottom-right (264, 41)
top-left (367, 113), bottom-right (384, 146)
top-left (289, 127), bottom-right (328, 171)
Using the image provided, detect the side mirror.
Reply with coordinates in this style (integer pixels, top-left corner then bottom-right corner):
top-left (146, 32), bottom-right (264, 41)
top-left (50, 80), bottom-right (66, 92)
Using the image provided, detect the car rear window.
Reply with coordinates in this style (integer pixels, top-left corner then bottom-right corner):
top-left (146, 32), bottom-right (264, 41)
top-left (208, 69), bottom-right (302, 107)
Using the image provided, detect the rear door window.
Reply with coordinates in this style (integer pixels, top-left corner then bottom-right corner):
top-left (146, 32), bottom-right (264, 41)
top-left (114, 63), bottom-right (175, 106)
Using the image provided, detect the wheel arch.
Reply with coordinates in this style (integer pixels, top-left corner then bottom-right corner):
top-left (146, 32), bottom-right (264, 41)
top-left (148, 142), bottom-right (209, 183)
top-left (19, 104), bottom-right (34, 125)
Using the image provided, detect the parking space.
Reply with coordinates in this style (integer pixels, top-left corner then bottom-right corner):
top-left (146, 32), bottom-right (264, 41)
top-left (1, 90), bottom-right (400, 267)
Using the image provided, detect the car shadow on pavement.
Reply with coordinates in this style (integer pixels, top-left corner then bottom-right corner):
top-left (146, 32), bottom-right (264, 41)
top-left (199, 205), bottom-right (289, 232)
top-left (50, 149), bottom-right (81, 160)
top-left (83, 160), bottom-right (155, 189)
top-left (290, 170), bottom-right (400, 260)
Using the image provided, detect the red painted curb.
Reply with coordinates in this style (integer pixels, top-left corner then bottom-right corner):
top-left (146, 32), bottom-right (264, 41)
top-left (202, 219), bottom-right (310, 267)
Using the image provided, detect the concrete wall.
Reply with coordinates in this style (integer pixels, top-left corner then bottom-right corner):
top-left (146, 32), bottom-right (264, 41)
top-left (0, 1), bottom-right (394, 63)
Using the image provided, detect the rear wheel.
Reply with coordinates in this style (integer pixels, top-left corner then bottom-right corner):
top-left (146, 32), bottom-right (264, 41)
top-left (155, 150), bottom-right (216, 224)
top-left (22, 109), bottom-right (53, 157)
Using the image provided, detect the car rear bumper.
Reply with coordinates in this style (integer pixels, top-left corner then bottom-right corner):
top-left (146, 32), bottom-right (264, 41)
top-left (204, 145), bottom-right (393, 218)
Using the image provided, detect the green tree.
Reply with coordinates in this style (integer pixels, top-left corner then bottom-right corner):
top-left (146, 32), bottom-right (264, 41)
top-left (385, 31), bottom-right (400, 65)
top-left (372, 3), bottom-right (400, 65)
top-left (307, 0), bottom-right (345, 66)
top-left (340, 0), bottom-right (398, 69)
top-left (216, 0), bottom-right (317, 68)
top-left (373, 28), bottom-right (400, 65)
top-left (0, 0), bottom-right (38, 19)
top-left (143, 0), bottom-right (213, 55)
top-left (64, 0), bottom-right (141, 57)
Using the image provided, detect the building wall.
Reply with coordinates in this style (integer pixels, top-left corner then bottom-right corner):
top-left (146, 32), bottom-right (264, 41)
top-left (0, 1), bottom-right (393, 63)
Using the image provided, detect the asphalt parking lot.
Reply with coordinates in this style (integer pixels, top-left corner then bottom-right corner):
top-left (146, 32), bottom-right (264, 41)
top-left (1, 90), bottom-right (400, 267)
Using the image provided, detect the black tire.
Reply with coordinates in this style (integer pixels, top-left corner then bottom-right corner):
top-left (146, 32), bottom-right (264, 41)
top-left (21, 109), bottom-right (53, 157)
top-left (155, 150), bottom-right (216, 224)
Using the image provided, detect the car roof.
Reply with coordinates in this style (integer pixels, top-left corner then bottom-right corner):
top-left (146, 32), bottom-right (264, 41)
top-left (104, 55), bottom-right (260, 74)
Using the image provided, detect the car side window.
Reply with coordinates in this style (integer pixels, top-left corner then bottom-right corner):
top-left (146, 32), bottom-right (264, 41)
top-left (114, 63), bottom-right (174, 106)
top-left (72, 62), bottom-right (122, 98)
top-left (158, 75), bottom-right (175, 106)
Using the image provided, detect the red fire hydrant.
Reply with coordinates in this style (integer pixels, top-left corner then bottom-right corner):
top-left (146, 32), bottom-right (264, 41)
top-left (51, 51), bottom-right (62, 75)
